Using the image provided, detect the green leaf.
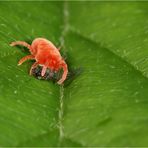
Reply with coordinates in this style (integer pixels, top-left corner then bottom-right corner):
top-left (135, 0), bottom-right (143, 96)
top-left (0, 1), bottom-right (62, 146)
top-left (63, 32), bottom-right (148, 146)
top-left (68, 2), bottom-right (148, 78)
top-left (0, 1), bottom-right (148, 147)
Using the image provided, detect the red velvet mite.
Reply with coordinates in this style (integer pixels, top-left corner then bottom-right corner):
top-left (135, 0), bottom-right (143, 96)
top-left (10, 38), bottom-right (68, 84)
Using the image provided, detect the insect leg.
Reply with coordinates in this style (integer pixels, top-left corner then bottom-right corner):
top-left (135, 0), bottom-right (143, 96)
top-left (10, 41), bottom-right (32, 51)
top-left (41, 66), bottom-right (47, 76)
top-left (57, 61), bottom-right (68, 84)
top-left (49, 70), bottom-right (54, 78)
top-left (18, 55), bottom-right (34, 66)
top-left (29, 61), bottom-right (39, 75)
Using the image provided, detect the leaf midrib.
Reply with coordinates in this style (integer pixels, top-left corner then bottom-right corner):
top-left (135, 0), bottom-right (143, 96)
top-left (58, 1), bottom-right (69, 145)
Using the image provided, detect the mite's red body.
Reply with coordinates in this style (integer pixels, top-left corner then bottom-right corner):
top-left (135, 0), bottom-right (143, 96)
top-left (10, 38), bottom-right (68, 84)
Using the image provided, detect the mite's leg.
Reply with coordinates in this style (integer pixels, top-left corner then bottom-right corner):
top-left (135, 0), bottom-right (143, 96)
top-left (18, 55), bottom-right (34, 66)
top-left (49, 70), bottom-right (54, 78)
top-left (10, 41), bottom-right (31, 51)
top-left (41, 66), bottom-right (47, 77)
top-left (29, 61), bottom-right (39, 75)
top-left (57, 62), bottom-right (68, 84)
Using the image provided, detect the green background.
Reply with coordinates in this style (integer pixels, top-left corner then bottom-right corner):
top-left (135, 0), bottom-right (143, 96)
top-left (0, 1), bottom-right (148, 146)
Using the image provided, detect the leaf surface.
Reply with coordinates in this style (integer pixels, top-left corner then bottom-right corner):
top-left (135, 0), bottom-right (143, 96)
top-left (0, 1), bottom-right (148, 147)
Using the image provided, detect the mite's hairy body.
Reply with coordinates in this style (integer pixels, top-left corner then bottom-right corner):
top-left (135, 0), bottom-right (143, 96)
top-left (10, 38), bottom-right (68, 84)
